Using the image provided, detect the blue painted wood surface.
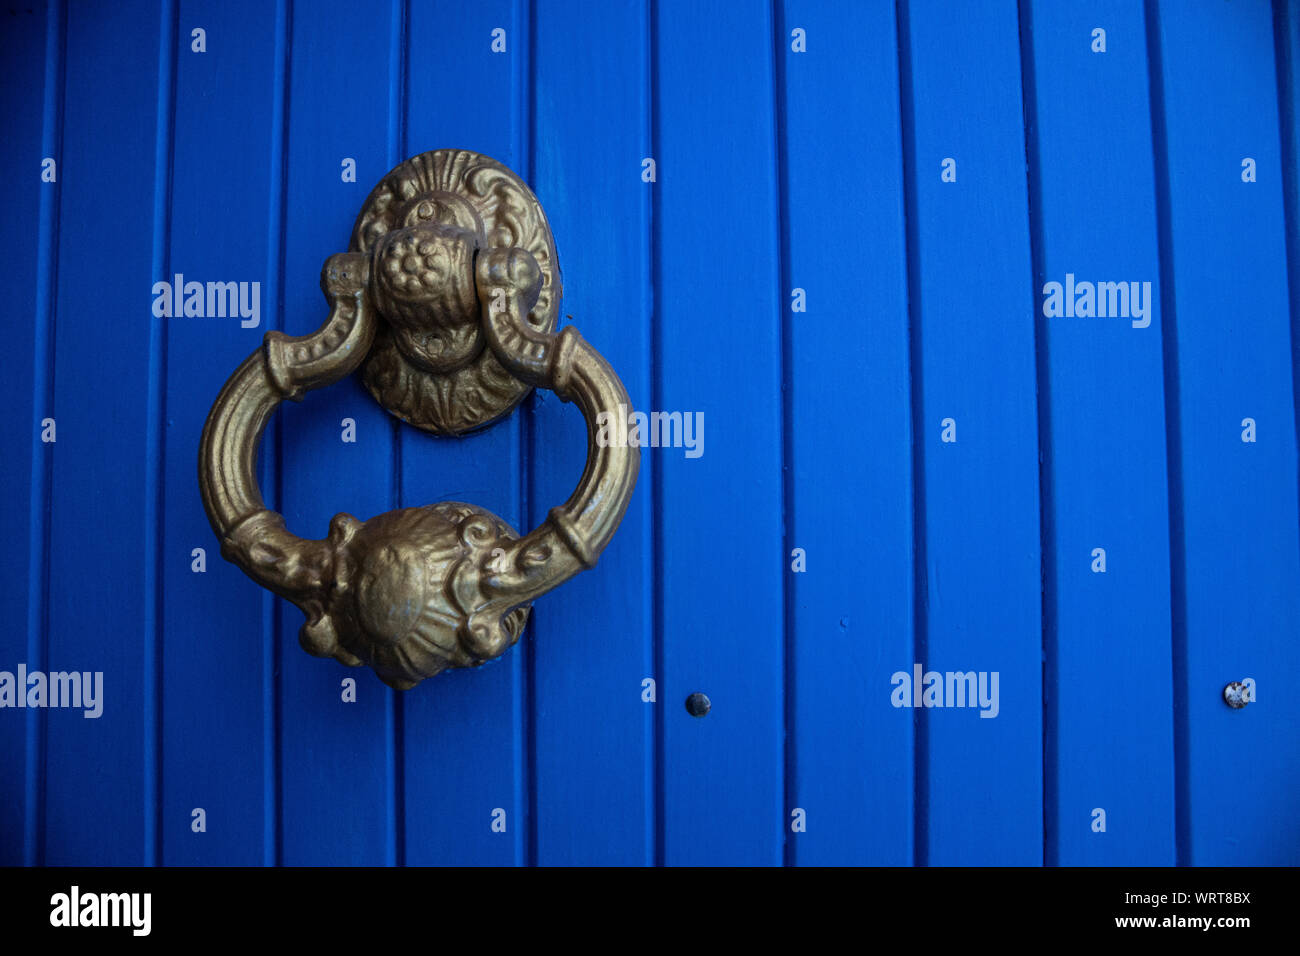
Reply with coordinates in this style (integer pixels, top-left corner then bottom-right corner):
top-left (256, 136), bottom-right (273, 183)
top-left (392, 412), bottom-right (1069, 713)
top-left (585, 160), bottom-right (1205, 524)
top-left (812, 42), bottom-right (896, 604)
top-left (900, 0), bottom-right (1043, 865)
top-left (0, 0), bottom-right (53, 868)
top-left (163, 0), bottom-right (277, 865)
top-left (653, 0), bottom-right (786, 867)
top-left (1021, 0), bottom-right (1177, 866)
top-left (0, 0), bottom-right (1296, 866)
top-left (780, 0), bottom-right (915, 866)
top-left (531, 0), bottom-right (656, 865)
top-left (275, 0), bottom-right (401, 866)
top-left (1151, 0), bottom-right (1300, 865)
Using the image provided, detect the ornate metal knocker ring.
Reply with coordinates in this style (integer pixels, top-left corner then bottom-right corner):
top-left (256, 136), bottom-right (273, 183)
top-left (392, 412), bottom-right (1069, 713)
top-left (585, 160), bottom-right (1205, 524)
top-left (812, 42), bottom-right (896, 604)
top-left (198, 149), bottom-right (639, 690)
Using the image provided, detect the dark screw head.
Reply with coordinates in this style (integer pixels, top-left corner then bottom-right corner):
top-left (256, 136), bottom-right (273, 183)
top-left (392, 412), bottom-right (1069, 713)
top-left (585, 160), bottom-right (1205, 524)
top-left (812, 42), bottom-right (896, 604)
top-left (1223, 682), bottom-right (1249, 709)
top-left (685, 692), bottom-right (711, 717)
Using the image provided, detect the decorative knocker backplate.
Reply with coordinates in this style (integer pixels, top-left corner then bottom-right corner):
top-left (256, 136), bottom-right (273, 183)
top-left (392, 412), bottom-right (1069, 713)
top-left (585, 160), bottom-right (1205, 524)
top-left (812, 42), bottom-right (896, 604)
top-left (198, 149), bottom-right (639, 690)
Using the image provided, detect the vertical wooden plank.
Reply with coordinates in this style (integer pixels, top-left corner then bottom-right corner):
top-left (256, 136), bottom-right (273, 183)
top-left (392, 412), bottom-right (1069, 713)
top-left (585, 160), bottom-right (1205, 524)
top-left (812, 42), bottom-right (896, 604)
top-left (401, 0), bottom-right (529, 866)
top-left (275, 0), bottom-right (401, 867)
top-left (1150, 0), bottom-right (1300, 865)
top-left (899, 0), bottom-right (1042, 865)
top-left (161, 0), bottom-right (280, 864)
top-left (42, 2), bottom-right (165, 864)
top-left (655, 0), bottom-right (785, 866)
top-left (1021, 0), bottom-right (1177, 865)
top-left (0, 0), bottom-right (55, 866)
top-left (143, 0), bottom-right (177, 868)
top-left (777, 0), bottom-right (914, 865)
top-left (530, 0), bottom-right (654, 865)
top-left (1279, 0), bottom-right (1300, 538)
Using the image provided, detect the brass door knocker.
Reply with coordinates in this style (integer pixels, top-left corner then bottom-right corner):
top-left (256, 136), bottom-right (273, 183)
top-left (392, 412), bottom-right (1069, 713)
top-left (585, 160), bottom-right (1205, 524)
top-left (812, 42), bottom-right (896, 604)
top-left (198, 149), bottom-right (639, 690)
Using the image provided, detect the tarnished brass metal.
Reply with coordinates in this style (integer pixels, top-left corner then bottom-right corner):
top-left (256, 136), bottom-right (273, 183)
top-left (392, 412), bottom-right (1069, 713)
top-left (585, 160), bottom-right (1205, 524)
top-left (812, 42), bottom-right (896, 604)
top-left (198, 149), bottom-right (639, 690)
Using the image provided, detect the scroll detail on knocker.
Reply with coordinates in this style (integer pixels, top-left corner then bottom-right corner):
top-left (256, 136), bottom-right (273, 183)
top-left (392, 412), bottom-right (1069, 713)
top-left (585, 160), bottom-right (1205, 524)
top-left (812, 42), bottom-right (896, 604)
top-left (198, 149), bottom-right (639, 690)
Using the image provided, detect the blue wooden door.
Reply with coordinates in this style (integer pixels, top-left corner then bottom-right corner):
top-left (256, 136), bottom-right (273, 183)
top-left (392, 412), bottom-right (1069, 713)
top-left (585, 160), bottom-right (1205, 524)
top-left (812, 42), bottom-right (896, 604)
top-left (2, 0), bottom-right (1297, 866)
